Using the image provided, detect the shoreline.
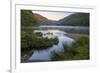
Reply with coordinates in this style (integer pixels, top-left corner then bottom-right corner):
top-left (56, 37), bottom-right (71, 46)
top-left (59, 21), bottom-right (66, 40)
top-left (21, 32), bottom-right (89, 63)
top-left (66, 33), bottom-right (89, 40)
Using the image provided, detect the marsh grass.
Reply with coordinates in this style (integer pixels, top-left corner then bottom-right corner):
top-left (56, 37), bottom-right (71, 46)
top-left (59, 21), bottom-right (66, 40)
top-left (51, 36), bottom-right (89, 61)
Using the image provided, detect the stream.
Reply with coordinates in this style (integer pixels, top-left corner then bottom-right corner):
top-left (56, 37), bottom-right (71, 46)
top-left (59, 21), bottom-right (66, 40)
top-left (29, 29), bottom-right (75, 61)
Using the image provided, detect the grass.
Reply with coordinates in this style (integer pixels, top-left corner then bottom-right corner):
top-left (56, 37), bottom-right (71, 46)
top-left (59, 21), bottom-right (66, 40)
top-left (21, 30), bottom-right (59, 51)
top-left (51, 36), bottom-right (89, 61)
top-left (21, 30), bottom-right (59, 62)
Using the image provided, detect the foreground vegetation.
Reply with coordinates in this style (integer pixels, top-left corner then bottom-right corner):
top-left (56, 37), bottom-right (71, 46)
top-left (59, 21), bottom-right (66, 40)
top-left (21, 30), bottom-right (59, 62)
top-left (51, 36), bottom-right (89, 61)
top-left (21, 31), bottom-right (59, 51)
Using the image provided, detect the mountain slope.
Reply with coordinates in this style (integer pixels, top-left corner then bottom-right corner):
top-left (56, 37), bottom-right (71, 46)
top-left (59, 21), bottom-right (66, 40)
top-left (40, 20), bottom-right (58, 25)
top-left (59, 13), bottom-right (90, 26)
top-left (33, 13), bottom-right (48, 23)
top-left (21, 10), bottom-right (39, 26)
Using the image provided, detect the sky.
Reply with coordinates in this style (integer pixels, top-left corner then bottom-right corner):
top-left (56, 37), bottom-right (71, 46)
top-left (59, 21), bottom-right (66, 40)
top-left (32, 11), bottom-right (73, 21)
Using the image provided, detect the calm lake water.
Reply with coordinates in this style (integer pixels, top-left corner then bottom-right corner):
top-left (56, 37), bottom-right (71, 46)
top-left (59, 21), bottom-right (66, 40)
top-left (29, 29), bottom-right (75, 61)
top-left (23, 25), bottom-right (89, 34)
top-left (24, 25), bottom-right (89, 61)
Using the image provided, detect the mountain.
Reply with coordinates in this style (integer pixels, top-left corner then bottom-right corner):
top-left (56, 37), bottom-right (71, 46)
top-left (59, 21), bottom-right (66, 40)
top-left (58, 13), bottom-right (90, 26)
top-left (36, 13), bottom-right (90, 26)
top-left (40, 20), bottom-right (58, 25)
top-left (33, 13), bottom-right (48, 23)
top-left (33, 13), bottom-right (58, 25)
top-left (21, 10), bottom-right (48, 26)
top-left (21, 10), bottom-right (90, 27)
top-left (21, 10), bottom-right (38, 26)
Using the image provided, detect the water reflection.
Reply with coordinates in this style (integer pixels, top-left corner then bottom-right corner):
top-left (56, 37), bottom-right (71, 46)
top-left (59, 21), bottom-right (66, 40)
top-left (29, 29), bottom-right (75, 61)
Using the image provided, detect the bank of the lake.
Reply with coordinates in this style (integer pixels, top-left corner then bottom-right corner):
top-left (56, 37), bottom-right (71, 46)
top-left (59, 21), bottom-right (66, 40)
top-left (21, 31), bottom-right (59, 62)
top-left (51, 36), bottom-right (89, 61)
top-left (21, 30), bottom-right (89, 63)
top-left (66, 33), bottom-right (89, 40)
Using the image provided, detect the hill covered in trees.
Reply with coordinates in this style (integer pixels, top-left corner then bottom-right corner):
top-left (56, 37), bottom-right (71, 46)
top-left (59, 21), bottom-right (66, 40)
top-left (58, 13), bottom-right (90, 26)
top-left (21, 10), bottom-right (49, 27)
top-left (21, 10), bottom-right (90, 26)
top-left (21, 10), bottom-right (39, 26)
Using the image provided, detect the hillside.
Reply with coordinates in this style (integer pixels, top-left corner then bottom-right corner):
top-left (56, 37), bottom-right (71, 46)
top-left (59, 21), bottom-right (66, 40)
top-left (21, 10), bottom-right (90, 26)
top-left (21, 10), bottom-right (39, 27)
top-left (33, 13), bottom-right (48, 23)
top-left (40, 20), bottom-right (58, 25)
top-left (59, 13), bottom-right (90, 26)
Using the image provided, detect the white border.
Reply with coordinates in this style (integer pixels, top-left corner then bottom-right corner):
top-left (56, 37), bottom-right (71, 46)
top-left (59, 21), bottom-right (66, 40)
top-left (11, 4), bottom-right (96, 73)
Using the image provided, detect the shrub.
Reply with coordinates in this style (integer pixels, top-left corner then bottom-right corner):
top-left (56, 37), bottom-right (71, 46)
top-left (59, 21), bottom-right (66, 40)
top-left (21, 31), bottom-right (59, 51)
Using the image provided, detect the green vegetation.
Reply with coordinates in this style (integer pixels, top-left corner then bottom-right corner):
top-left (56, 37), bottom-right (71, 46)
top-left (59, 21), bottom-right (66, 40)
top-left (21, 10), bottom-right (38, 26)
top-left (21, 31), bottom-right (59, 51)
top-left (21, 29), bottom-right (59, 62)
top-left (59, 13), bottom-right (90, 26)
top-left (51, 36), bottom-right (89, 61)
top-left (21, 10), bottom-right (59, 51)
top-left (21, 10), bottom-right (90, 62)
top-left (21, 10), bottom-right (59, 62)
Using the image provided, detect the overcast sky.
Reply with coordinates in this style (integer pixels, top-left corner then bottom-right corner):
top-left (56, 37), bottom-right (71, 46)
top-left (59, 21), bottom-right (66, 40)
top-left (32, 11), bottom-right (73, 21)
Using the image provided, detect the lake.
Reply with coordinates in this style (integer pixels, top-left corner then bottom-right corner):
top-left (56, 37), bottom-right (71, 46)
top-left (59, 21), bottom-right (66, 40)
top-left (22, 25), bottom-right (89, 62)
top-left (28, 29), bottom-right (75, 61)
top-left (22, 25), bottom-right (89, 34)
